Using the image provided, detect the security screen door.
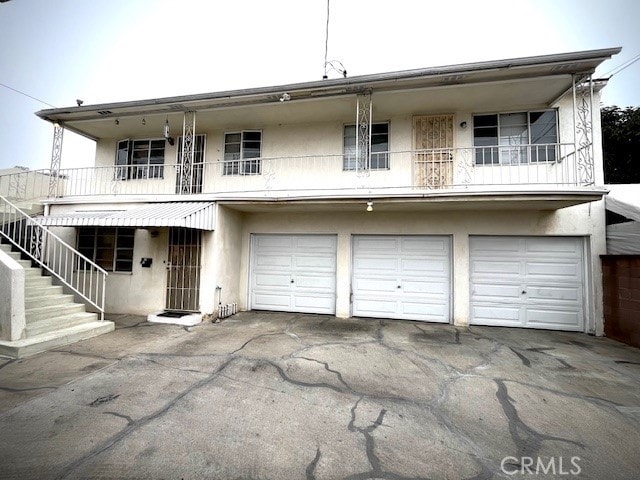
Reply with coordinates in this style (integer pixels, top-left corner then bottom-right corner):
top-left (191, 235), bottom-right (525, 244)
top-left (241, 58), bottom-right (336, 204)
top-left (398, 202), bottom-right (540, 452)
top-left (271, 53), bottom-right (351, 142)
top-left (166, 227), bottom-right (201, 312)
top-left (413, 115), bottom-right (454, 188)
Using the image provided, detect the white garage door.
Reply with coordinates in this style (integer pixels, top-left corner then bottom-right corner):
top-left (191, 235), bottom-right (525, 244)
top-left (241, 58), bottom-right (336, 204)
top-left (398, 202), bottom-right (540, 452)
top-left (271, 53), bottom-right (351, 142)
top-left (470, 236), bottom-right (586, 331)
top-left (250, 234), bottom-right (337, 314)
top-left (352, 236), bottom-right (451, 322)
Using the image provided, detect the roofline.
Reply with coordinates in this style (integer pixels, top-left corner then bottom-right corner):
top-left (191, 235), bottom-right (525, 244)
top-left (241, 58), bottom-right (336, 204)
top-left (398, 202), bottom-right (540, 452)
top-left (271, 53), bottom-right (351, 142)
top-left (36, 47), bottom-right (621, 122)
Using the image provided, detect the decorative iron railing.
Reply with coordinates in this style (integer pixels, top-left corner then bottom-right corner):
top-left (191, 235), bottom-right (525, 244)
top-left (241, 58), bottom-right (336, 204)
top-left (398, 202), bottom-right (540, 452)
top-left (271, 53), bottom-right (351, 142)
top-left (0, 195), bottom-right (107, 320)
top-left (0, 143), bottom-right (593, 201)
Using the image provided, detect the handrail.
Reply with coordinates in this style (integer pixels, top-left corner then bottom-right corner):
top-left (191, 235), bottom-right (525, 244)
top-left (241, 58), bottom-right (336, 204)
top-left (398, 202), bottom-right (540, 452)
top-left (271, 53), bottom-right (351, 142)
top-left (0, 195), bottom-right (107, 320)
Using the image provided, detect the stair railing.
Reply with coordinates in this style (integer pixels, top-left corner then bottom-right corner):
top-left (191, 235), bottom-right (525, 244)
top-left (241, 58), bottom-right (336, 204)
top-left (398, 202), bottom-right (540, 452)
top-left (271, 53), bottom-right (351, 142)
top-left (0, 195), bottom-right (107, 320)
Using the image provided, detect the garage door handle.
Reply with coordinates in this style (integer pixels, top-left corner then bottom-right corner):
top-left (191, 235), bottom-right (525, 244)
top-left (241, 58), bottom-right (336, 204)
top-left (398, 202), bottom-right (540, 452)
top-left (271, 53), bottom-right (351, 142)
top-left (397, 285), bottom-right (401, 289)
top-left (522, 290), bottom-right (527, 294)
top-left (291, 279), bottom-right (295, 284)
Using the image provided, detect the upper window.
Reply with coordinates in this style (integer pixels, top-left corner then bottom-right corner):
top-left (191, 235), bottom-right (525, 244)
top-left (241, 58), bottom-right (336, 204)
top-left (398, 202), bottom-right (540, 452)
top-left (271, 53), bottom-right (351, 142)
top-left (473, 110), bottom-right (558, 165)
top-left (116, 139), bottom-right (165, 179)
top-left (343, 123), bottom-right (389, 170)
top-left (77, 227), bottom-right (135, 272)
top-left (223, 131), bottom-right (262, 175)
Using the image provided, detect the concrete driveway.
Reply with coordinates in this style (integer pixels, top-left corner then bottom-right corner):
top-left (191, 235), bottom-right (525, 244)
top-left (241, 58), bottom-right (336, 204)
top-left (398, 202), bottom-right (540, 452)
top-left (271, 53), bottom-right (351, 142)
top-left (1, 312), bottom-right (640, 479)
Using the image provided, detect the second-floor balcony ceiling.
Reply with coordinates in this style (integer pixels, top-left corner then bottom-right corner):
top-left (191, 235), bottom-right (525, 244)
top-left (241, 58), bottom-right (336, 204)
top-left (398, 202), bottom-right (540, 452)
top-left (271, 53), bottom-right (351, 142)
top-left (36, 48), bottom-right (620, 140)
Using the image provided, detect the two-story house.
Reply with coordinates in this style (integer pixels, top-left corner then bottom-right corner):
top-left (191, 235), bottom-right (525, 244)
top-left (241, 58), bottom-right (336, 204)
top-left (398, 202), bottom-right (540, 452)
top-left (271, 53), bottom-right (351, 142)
top-left (0, 47), bottom-right (621, 355)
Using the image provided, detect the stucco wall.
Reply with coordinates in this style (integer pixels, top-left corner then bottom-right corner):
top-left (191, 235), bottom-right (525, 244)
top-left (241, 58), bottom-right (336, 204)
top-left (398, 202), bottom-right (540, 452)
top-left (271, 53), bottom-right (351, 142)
top-left (0, 249), bottom-right (26, 341)
top-left (237, 202), bottom-right (606, 334)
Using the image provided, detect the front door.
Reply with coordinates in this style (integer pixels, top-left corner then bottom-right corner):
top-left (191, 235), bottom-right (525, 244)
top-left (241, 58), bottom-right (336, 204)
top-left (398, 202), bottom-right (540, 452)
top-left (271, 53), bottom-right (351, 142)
top-left (166, 228), bottom-right (202, 312)
top-left (413, 115), bottom-right (454, 188)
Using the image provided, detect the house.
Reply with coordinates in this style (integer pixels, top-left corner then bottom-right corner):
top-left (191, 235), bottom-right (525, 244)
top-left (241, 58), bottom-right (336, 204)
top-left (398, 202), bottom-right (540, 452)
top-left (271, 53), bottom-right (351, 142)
top-left (0, 47), bottom-right (622, 355)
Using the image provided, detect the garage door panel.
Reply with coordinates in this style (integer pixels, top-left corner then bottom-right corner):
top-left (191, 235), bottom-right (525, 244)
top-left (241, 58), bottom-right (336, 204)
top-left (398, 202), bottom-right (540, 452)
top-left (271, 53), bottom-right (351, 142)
top-left (401, 301), bottom-right (448, 321)
top-left (294, 275), bottom-right (335, 291)
top-left (353, 235), bottom-right (451, 323)
top-left (402, 280), bottom-right (448, 295)
top-left (255, 235), bottom-right (294, 249)
top-left (355, 237), bottom-right (399, 251)
top-left (293, 294), bottom-right (335, 311)
top-left (472, 260), bottom-right (521, 276)
top-left (527, 285), bottom-right (581, 303)
top-left (295, 236), bottom-right (336, 250)
top-left (354, 299), bottom-right (398, 315)
top-left (470, 236), bottom-right (585, 331)
top-left (253, 293), bottom-right (292, 309)
top-left (253, 273), bottom-right (291, 288)
top-left (294, 255), bottom-right (336, 270)
top-left (401, 258), bottom-right (447, 274)
top-left (254, 254), bottom-right (293, 269)
top-left (355, 277), bottom-right (399, 293)
top-left (472, 283), bottom-right (522, 299)
top-left (401, 237), bottom-right (448, 253)
top-left (525, 309), bottom-right (582, 330)
top-left (472, 304), bottom-right (521, 323)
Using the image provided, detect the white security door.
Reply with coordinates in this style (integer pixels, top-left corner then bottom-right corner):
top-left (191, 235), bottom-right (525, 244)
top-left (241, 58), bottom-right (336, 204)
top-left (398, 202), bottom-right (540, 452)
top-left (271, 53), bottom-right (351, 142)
top-left (250, 234), bottom-right (337, 314)
top-left (352, 236), bottom-right (451, 322)
top-left (470, 236), bottom-right (586, 331)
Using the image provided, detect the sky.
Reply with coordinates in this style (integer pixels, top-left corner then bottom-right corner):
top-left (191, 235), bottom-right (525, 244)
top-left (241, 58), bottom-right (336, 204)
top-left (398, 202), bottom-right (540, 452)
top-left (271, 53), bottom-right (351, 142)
top-left (0, 0), bottom-right (639, 171)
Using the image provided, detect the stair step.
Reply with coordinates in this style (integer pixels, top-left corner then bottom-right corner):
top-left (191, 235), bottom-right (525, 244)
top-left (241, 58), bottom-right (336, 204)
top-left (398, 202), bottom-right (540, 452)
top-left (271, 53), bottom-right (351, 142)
top-left (2, 250), bottom-right (22, 261)
top-left (23, 267), bottom-right (42, 277)
top-left (25, 275), bottom-right (53, 287)
top-left (25, 285), bottom-right (64, 297)
top-left (26, 302), bottom-right (85, 323)
top-left (26, 311), bottom-right (98, 337)
top-left (25, 293), bottom-right (75, 310)
top-left (0, 320), bottom-right (115, 358)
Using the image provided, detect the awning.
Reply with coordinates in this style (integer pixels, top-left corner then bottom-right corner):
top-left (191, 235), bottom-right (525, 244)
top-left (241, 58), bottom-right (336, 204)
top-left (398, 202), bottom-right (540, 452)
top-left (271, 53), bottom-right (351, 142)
top-left (605, 184), bottom-right (640, 222)
top-left (36, 202), bottom-right (216, 231)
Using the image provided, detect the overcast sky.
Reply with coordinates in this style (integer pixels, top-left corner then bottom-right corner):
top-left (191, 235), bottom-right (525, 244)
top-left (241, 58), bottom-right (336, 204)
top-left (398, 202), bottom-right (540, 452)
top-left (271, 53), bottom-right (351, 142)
top-left (1, 0), bottom-right (639, 170)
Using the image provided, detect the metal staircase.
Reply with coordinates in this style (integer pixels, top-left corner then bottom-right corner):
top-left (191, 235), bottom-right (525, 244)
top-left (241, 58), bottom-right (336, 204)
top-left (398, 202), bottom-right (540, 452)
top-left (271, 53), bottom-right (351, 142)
top-left (0, 196), bottom-right (113, 358)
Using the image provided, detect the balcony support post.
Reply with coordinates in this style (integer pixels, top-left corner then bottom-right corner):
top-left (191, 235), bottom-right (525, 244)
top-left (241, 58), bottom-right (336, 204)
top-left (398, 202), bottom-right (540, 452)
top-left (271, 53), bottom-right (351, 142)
top-left (179, 111), bottom-right (196, 194)
top-left (573, 74), bottom-right (594, 186)
top-left (48, 123), bottom-right (64, 197)
top-left (355, 92), bottom-right (372, 176)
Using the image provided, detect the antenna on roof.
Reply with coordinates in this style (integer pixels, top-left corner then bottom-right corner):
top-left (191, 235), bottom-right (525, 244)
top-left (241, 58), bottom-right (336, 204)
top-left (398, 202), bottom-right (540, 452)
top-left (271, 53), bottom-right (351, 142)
top-left (322, 0), bottom-right (347, 80)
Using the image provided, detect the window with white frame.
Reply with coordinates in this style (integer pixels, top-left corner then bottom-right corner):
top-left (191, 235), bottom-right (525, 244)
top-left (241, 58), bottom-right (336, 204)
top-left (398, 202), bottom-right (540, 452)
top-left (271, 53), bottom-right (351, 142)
top-left (473, 110), bottom-right (558, 165)
top-left (116, 139), bottom-right (165, 179)
top-left (223, 131), bottom-right (262, 175)
top-left (343, 123), bottom-right (389, 170)
top-left (77, 227), bottom-right (135, 272)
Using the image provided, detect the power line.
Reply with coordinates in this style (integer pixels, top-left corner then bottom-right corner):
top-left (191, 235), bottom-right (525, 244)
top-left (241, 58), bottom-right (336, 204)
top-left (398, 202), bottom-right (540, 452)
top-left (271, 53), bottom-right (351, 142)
top-left (0, 81), bottom-right (56, 108)
top-left (601, 52), bottom-right (640, 78)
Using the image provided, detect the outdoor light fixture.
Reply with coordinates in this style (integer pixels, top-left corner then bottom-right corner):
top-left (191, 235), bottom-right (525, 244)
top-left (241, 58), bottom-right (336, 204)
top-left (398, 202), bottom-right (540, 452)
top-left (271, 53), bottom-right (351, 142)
top-left (115, 119), bottom-right (119, 125)
top-left (279, 93), bottom-right (291, 102)
top-left (366, 201), bottom-right (373, 212)
top-left (459, 121), bottom-right (467, 129)
top-left (164, 118), bottom-right (175, 145)
top-left (142, 117), bottom-right (146, 125)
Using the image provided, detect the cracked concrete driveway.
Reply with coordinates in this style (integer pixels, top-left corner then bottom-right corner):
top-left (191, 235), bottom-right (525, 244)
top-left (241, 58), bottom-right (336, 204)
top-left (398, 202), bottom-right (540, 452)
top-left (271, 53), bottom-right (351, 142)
top-left (1, 312), bottom-right (640, 479)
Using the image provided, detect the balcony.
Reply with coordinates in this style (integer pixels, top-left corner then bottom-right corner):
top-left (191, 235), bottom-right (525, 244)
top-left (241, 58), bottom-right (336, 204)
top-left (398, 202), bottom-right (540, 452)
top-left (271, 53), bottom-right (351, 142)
top-left (1, 143), bottom-right (599, 205)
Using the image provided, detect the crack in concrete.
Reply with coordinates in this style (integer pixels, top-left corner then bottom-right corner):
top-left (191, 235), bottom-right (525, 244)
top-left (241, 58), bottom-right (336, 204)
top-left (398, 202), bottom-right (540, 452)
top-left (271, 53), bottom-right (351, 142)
top-left (0, 359), bottom-right (16, 371)
top-left (293, 356), bottom-right (351, 390)
top-left (494, 379), bottom-right (585, 459)
top-left (305, 447), bottom-right (321, 480)
top-left (141, 356), bottom-right (213, 375)
top-left (0, 385), bottom-right (56, 393)
top-left (102, 411), bottom-right (134, 426)
top-left (53, 357), bottom-right (236, 480)
top-left (345, 397), bottom-right (430, 480)
top-left (526, 347), bottom-right (576, 370)
top-left (229, 332), bottom-right (284, 355)
top-left (509, 347), bottom-right (531, 368)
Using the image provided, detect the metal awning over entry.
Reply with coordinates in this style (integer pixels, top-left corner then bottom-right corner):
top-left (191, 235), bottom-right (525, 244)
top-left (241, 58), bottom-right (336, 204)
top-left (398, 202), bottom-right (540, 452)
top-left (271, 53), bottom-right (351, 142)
top-left (37, 202), bottom-right (216, 231)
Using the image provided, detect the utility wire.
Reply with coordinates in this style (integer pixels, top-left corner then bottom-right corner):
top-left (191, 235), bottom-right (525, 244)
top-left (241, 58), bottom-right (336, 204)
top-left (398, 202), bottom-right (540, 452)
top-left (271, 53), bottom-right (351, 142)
top-left (0, 81), bottom-right (56, 108)
top-left (601, 52), bottom-right (640, 78)
top-left (323, 0), bottom-right (330, 79)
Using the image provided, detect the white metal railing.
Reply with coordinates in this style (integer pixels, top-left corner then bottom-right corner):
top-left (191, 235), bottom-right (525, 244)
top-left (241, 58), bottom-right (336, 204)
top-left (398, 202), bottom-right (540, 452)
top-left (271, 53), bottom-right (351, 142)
top-left (0, 143), bottom-right (592, 200)
top-left (0, 195), bottom-right (107, 320)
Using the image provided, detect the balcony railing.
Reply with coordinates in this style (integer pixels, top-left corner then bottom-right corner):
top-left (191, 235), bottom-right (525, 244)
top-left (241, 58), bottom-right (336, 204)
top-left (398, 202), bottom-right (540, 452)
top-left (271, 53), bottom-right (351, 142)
top-left (0, 143), bottom-right (595, 202)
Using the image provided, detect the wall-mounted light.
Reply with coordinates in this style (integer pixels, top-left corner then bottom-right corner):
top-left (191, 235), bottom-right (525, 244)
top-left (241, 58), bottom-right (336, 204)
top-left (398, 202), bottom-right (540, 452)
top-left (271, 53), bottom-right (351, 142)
top-left (459, 121), bottom-right (467, 129)
top-left (164, 118), bottom-right (175, 145)
top-left (366, 201), bottom-right (373, 212)
top-left (142, 117), bottom-right (146, 125)
top-left (279, 92), bottom-right (291, 102)
top-left (115, 119), bottom-right (119, 125)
